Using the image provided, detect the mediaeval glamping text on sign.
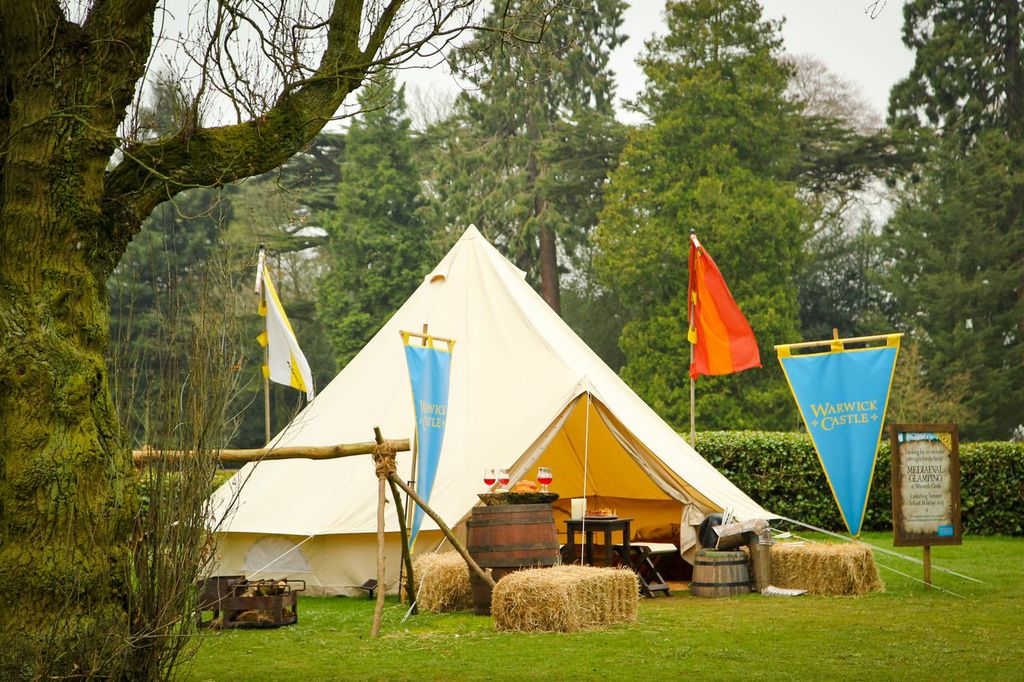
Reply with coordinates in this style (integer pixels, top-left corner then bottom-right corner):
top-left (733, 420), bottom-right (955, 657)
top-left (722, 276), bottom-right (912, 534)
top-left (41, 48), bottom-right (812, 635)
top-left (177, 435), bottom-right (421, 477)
top-left (890, 425), bottom-right (961, 546)
top-left (402, 331), bottom-right (455, 547)
top-left (776, 334), bottom-right (901, 536)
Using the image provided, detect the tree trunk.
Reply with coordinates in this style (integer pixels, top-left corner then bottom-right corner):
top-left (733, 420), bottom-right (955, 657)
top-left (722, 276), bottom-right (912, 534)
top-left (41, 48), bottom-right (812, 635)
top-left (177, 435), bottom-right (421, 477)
top-left (526, 108), bottom-right (561, 315)
top-left (0, 11), bottom-right (146, 674)
top-left (538, 221), bottom-right (562, 315)
top-left (0, 133), bottom-right (136, 678)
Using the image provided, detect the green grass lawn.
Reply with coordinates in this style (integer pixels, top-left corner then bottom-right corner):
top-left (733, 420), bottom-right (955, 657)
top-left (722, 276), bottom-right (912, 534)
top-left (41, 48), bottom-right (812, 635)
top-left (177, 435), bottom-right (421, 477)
top-left (187, 533), bottom-right (1024, 681)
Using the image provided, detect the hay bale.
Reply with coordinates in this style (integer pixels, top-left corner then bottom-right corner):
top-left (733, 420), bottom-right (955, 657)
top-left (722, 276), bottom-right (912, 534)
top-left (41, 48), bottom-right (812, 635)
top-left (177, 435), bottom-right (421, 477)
top-left (412, 552), bottom-right (474, 613)
top-left (770, 542), bottom-right (884, 595)
top-left (491, 565), bottom-right (638, 632)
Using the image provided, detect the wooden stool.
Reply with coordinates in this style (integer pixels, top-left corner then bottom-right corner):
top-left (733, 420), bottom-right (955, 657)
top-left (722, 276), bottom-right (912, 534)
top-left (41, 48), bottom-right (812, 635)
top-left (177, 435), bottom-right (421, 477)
top-left (621, 542), bottom-right (675, 597)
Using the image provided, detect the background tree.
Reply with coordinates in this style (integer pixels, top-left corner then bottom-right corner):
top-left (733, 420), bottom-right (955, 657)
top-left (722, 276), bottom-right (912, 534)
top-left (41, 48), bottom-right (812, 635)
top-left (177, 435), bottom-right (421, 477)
top-left (595, 0), bottom-right (808, 430)
top-left (884, 0), bottom-right (1024, 438)
top-left (421, 0), bottom-right (626, 313)
top-left (780, 56), bottom-right (903, 342)
top-left (108, 77), bottom-right (233, 444)
top-left (889, 0), bottom-right (1024, 142)
top-left (0, 1), bottom-right (481, 677)
top-left (882, 134), bottom-right (1023, 438)
top-left (795, 216), bottom-right (895, 342)
top-left (317, 74), bottom-right (435, 369)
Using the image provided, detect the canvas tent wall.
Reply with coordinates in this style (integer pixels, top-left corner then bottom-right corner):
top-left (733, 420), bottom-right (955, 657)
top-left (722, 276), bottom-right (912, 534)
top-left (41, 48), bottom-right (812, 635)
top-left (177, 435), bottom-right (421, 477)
top-left (209, 225), bottom-right (773, 596)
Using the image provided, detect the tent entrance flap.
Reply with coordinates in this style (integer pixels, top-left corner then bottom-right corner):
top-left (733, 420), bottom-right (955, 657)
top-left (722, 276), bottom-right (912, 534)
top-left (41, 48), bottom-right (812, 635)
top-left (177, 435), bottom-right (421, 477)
top-left (526, 393), bottom-right (700, 504)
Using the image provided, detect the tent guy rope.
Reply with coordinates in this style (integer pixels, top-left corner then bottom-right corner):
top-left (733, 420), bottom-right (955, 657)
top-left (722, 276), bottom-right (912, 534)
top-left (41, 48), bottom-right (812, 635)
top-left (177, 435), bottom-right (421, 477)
top-left (776, 516), bottom-right (982, 584)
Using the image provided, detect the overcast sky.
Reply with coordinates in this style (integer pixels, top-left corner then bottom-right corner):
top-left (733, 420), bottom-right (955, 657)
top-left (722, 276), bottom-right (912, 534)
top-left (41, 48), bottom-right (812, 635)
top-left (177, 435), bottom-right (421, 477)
top-left (402, 0), bottom-right (915, 125)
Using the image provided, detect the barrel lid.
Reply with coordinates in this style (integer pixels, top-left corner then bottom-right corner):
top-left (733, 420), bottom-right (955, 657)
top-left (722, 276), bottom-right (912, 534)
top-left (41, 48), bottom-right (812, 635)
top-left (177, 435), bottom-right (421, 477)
top-left (696, 549), bottom-right (747, 557)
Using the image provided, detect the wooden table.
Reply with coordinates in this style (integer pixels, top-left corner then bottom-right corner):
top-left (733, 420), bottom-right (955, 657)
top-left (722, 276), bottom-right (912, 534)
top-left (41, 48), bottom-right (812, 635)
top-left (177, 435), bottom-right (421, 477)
top-left (563, 517), bottom-right (632, 567)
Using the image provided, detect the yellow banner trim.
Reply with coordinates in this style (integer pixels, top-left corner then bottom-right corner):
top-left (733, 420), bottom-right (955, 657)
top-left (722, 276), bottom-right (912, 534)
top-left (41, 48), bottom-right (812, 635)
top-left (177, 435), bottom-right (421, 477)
top-left (400, 330), bottom-right (456, 352)
top-left (774, 333), bottom-right (903, 358)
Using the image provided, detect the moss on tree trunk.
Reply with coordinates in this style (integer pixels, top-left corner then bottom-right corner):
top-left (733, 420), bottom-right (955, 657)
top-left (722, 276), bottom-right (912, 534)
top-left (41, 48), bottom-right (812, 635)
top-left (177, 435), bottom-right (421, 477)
top-left (0, 152), bottom-right (137, 678)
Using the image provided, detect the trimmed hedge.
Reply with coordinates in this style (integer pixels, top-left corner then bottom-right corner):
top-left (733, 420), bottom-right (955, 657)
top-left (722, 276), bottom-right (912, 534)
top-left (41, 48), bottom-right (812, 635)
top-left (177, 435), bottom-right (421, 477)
top-left (696, 431), bottom-right (1024, 536)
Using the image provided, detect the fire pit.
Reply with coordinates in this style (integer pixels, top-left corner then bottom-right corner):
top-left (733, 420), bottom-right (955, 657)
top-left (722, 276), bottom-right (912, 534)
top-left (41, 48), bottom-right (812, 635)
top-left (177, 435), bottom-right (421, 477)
top-left (196, 576), bottom-right (305, 629)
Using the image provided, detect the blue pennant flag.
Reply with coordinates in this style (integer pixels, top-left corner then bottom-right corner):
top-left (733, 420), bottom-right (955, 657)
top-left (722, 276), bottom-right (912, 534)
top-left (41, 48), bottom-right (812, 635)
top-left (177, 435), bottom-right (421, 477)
top-left (402, 332), bottom-right (455, 547)
top-left (777, 336), bottom-right (900, 535)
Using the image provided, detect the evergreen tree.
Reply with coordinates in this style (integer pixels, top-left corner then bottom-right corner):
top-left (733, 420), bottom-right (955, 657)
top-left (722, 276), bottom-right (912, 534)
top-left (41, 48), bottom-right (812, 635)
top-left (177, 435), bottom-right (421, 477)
top-left (317, 75), bottom-right (434, 369)
top-left (595, 0), bottom-right (808, 431)
top-left (889, 0), bottom-right (1024, 142)
top-left (883, 134), bottom-right (1023, 438)
top-left (884, 0), bottom-right (1024, 438)
top-left (420, 0), bottom-right (627, 314)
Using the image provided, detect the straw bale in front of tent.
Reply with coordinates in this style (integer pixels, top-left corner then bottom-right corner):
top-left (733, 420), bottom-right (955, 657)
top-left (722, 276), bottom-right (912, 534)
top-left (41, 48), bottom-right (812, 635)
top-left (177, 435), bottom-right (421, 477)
top-left (770, 542), bottom-right (884, 595)
top-left (413, 552), bottom-right (474, 612)
top-left (491, 565), bottom-right (638, 632)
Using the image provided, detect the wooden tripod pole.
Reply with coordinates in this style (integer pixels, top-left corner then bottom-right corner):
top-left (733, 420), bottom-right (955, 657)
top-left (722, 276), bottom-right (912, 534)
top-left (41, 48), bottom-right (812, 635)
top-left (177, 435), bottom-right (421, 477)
top-left (370, 427), bottom-right (400, 638)
top-left (132, 439), bottom-right (411, 465)
top-left (388, 474), bottom-right (495, 589)
top-left (371, 465), bottom-right (387, 637)
top-left (388, 477), bottom-right (417, 613)
top-left (375, 427), bottom-right (416, 612)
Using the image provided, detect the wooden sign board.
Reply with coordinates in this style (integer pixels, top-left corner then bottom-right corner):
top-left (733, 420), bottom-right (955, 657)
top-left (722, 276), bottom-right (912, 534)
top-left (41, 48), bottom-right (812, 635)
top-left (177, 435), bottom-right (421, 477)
top-left (890, 424), bottom-right (962, 547)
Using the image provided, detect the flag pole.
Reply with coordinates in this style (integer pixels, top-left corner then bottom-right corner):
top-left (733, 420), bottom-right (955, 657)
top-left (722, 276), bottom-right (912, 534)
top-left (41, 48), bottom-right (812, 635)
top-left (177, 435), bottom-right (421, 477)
top-left (260, 246), bottom-right (272, 445)
top-left (689, 344), bottom-right (696, 448)
top-left (688, 230), bottom-right (696, 448)
top-left (399, 323), bottom-right (428, 603)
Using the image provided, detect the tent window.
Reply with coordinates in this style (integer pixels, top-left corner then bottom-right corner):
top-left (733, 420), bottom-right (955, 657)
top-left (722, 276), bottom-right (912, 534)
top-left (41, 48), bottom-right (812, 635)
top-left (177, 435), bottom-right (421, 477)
top-left (244, 535), bottom-right (311, 573)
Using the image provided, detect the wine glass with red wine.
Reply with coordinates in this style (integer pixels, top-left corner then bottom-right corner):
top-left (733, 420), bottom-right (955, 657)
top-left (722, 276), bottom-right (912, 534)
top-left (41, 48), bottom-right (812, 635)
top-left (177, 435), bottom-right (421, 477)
top-left (537, 466), bottom-right (553, 493)
top-left (483, 469), bottom-right (496, 490)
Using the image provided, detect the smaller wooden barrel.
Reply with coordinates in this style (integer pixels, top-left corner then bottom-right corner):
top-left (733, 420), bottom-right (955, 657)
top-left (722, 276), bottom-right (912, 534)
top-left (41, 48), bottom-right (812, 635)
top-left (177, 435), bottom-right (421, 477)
top-left (691, 549), bottom-right (751, 597)
top-left (466, 503), bottom-right (559, 615)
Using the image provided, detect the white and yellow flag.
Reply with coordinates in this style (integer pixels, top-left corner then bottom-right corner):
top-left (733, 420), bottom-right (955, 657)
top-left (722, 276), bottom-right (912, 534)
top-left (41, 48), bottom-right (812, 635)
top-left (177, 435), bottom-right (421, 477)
top-left (255, 249), bottom-right (315, 400)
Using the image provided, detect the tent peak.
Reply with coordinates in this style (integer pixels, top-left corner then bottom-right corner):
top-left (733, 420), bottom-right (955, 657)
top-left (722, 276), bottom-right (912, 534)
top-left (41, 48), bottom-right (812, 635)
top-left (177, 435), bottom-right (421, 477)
top-left (460, 224), bottom-right (483, 241)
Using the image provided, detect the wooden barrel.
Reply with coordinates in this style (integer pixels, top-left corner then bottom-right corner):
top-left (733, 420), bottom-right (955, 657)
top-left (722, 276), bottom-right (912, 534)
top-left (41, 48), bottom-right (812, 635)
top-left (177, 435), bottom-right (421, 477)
top-left (466, 503), bottom-right (559, 615)
top-left (690, 549), bottom-right (751, 597)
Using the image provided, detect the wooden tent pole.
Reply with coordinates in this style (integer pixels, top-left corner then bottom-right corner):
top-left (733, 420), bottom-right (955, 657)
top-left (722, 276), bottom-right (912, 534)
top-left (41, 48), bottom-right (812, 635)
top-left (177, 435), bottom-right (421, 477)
top-left (388, 474), bottom-right (495, 589)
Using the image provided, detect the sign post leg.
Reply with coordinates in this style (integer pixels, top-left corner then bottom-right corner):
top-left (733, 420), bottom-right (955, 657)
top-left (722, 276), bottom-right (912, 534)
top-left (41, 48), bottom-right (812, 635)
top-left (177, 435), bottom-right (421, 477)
top-left (923, 545), bottom-right (932, 585)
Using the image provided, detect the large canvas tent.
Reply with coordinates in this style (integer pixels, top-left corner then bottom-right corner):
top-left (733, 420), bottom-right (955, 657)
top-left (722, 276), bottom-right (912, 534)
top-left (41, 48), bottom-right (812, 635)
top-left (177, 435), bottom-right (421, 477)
top-left (209, 226), bottom-right (773, 595)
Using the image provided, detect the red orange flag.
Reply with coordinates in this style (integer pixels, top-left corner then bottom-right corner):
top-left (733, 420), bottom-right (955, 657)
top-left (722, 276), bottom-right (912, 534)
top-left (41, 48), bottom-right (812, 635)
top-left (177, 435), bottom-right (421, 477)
top-left (687, 232), bottom-right (761, 379)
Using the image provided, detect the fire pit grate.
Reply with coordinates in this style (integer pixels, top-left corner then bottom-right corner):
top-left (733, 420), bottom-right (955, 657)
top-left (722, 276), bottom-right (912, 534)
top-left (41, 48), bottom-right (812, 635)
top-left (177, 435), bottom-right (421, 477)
top-left (196, 576), bottom-right (305, 629)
